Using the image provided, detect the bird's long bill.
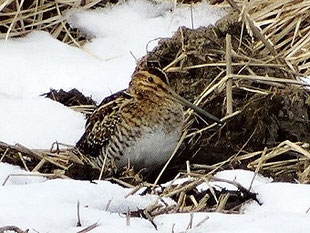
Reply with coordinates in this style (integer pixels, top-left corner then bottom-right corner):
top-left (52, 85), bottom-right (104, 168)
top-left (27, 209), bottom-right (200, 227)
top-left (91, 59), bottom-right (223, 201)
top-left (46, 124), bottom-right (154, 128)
top-left (170, 91), bottom-right (223, 125)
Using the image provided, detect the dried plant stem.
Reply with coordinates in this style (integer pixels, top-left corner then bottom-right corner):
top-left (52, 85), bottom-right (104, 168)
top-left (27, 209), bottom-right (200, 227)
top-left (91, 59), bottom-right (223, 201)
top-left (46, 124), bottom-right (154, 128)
top-left (166, 62), bottom-right (283, 72)
top-left (76, 223), bottom-right (100, 233)
top-left (98, 154), bottom-right (108, 180)
top-left (226, 34), bottom-right (233, 115)
top-left (186, 111), bottom-right (241, 138)
top-left (227, 0), bottom-right (279, 59)
top-left (230, 74), bottom-right (310, 86)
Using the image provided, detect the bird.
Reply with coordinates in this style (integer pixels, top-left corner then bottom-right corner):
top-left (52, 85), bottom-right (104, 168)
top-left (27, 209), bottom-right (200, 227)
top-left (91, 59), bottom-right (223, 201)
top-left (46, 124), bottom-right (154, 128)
top-left (76, 68), bottom-right (222, 172)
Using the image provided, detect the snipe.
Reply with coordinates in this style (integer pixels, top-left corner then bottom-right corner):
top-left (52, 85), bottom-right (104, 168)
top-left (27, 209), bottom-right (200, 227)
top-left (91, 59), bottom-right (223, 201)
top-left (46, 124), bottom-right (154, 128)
top-left (76, 68), bottom-right (221, 172)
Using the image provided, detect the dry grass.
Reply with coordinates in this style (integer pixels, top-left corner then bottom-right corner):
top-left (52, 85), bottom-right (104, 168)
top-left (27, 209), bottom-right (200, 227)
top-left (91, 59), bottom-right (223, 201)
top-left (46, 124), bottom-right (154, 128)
top-left (152, 0), bottom-right (310, 185)
top-left (227, 0), bottom-right (310, 76)
top-left (0, 140), bottom-right (95, 175)
top-left (0, 0), bottom-right (115, 45)
top-left (235, 140), bottom-right (310, 183)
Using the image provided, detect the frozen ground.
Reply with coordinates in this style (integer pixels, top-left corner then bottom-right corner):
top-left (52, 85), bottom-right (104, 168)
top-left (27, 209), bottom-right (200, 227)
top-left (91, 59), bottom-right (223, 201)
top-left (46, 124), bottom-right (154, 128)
top-left (0, 164), bottom-right (309, 233)
top-left (0, 0), bottom-right (310, 232)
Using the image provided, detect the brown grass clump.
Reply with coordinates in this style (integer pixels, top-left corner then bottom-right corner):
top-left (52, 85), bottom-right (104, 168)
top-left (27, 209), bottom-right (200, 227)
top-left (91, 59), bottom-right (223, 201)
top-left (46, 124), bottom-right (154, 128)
top-left (225, 0), bottom-right (310, 75)
top-left (136, 0), bottom-right (310, 185)
top-left (0, 0), bottom-right (117, 45)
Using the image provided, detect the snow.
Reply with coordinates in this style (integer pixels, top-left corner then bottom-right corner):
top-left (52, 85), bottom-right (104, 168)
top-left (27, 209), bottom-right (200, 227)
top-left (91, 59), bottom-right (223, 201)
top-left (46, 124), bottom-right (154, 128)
top-left (1, 0), bottom-right (310, 232)
top-left (155, 178), bottom-right (310, 233)
top-left (68, 0), bottom-right (226, 63)
top-left (0, 32), bottom-right (107, 101)
top-left (1, 163), bottom-right (310, 233)
top-left (155, 211), bottom-right (310, 233)
top-left (245, 182), bottom-right (310, 214)
top-left (0, 163), bottom-right (46, 186)
top-left (155, 170), bottom-right (310, 233)
top-left (197, 169), bottom-right (273, 192)
top-left (0, 96), bottom-right (85, 148)
top-left (0, 163), bottom-right (170, 233)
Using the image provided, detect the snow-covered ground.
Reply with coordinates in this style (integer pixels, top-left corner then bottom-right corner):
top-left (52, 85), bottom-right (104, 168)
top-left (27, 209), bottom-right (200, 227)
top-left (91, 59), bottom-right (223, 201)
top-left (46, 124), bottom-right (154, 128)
top-left (1, 0), bottom-right (310, 232)
top-left (1, 164), bottom-right (310, 233)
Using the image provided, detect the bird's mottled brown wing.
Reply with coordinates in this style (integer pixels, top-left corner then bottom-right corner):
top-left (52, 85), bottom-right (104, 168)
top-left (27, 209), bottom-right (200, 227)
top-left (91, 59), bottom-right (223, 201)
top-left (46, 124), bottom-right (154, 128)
top-left (76, 90), bottom-right (132, 157)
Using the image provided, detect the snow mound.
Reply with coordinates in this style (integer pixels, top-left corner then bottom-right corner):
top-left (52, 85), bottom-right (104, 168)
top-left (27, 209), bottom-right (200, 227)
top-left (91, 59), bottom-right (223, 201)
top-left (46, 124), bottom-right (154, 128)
top-left (0, 96), bottom-right (85, 148)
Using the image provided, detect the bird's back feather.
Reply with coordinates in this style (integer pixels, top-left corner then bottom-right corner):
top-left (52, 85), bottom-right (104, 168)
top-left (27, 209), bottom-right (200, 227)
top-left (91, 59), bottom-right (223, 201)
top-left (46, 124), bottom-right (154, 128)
top-left (76, 90), bottom-right (132, 157)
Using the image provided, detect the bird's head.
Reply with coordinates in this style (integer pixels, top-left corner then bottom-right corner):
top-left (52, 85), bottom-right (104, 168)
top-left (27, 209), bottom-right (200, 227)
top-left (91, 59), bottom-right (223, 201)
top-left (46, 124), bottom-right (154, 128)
top-left (128, 68), bottom-right (223, 125)
top-left (128, 68), bottom-right (170, 96)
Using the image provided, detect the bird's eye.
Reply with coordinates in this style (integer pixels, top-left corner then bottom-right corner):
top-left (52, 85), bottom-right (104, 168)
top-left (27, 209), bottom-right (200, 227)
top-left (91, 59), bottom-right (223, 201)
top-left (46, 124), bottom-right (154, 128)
top-left (147, 76), bottom-right (154, 83)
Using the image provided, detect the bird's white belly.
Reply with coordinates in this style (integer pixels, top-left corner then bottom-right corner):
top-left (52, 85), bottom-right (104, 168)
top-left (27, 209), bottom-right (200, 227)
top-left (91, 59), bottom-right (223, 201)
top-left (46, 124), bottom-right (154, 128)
top-left (117, 127), bottom-right (182, 171)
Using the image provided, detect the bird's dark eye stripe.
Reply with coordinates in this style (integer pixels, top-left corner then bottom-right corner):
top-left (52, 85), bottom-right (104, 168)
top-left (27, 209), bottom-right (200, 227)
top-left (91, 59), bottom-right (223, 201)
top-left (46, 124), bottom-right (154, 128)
top-left (146, 68), bottom-right (169, 84)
